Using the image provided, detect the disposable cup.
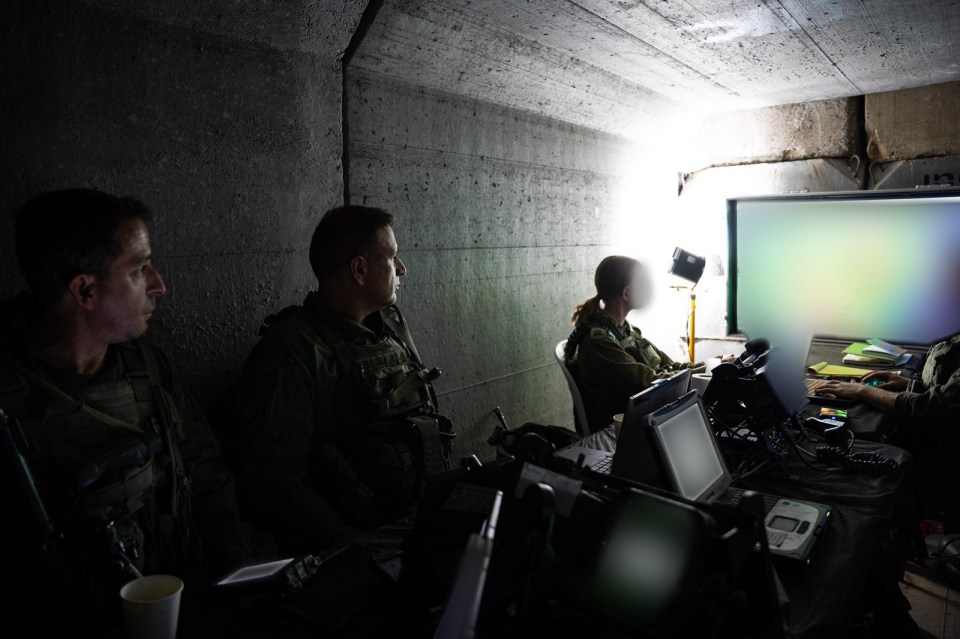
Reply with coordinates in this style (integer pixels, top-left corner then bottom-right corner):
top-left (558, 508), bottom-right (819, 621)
top-left (119, 574), bottom-right (183, 639)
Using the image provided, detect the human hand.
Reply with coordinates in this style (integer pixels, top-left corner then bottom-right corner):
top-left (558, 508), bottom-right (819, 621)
top-left (860, 371), bottom-right (910, 391)
top-left (811, 379), bottom-right (863, 400)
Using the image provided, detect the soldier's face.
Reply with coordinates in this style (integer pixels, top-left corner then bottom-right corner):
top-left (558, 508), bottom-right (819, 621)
top-left (626, 266), bottom-right (652, 310)
top-left (365, 225), bottom-right (406, 308)
top-left (91, 219), bottom-right (167, 342)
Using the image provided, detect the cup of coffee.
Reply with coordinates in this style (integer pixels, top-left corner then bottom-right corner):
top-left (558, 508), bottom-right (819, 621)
top-left (690, 373), bottom-right (712, 396)
top-left (119, 574), bottom-right (183, 639)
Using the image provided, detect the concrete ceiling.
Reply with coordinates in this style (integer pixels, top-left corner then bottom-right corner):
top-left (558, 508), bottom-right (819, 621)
top-left (352, 0), bottom-right (960, 139)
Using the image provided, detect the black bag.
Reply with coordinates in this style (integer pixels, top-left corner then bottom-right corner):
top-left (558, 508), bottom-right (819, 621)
top-left (488, 422), bottom-right (580, 459)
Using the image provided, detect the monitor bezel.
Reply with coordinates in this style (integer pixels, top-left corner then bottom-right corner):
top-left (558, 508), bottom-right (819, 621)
top-left (644, 390), bottom-right (731, 502)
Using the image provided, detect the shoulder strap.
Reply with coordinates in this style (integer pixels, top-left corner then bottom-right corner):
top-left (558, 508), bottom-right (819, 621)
top-left (118, 339), bottom-right (188, 517)
top-left (0, 351), bottom-right (142, 435)
top-left (381, 305), bottom-right (423, 366)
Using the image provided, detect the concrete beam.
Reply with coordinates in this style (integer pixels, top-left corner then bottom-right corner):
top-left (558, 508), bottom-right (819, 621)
top-left (682, 97), bottom-right (862, 172)
top-left (866, 81), bottom-right (960, 163)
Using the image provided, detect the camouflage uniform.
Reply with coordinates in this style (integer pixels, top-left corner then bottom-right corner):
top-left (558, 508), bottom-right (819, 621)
top-left (0, 294), bottom-right (246, 634)
top-left (229, 292), bottom-right (453, 554)
top-left (566, 314), bottom-right (700, 434)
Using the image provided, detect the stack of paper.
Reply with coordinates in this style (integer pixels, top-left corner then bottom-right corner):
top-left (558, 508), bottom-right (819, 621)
top-left (841, 340), bottom-right (911, 366)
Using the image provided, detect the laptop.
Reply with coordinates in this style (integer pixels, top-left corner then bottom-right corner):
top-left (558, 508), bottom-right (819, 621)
top-left (555, 369), bottom-right (692, 479)
top-left (644, 390), bottom-right (831, 563)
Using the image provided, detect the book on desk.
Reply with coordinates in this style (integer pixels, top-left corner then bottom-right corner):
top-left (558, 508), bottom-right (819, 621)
top-left (840, 340), bottom-right (912, 367)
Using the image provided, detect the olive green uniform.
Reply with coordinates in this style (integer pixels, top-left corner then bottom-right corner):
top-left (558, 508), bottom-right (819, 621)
top-left (891, 334), bottom-right (960, 525)
top-left (230, 292), bottom-right (452, 554)
top-left (566, 315), bottom-right (700, 434)
top-left (0, 294), bottom-right (246, 634)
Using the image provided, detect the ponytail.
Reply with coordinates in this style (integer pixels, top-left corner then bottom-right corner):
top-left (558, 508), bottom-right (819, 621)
top-left (571, 295), bottom-right (602, 327)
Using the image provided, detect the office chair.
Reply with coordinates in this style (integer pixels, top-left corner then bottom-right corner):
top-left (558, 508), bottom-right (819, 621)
top-left (554, 340), bottom-right (590, 437)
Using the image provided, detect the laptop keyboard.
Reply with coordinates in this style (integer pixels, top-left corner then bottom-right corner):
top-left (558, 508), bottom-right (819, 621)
top-left (588, 454), bottom-right (614, 475)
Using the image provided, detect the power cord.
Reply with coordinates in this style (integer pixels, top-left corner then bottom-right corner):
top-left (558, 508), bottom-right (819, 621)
top-left (807, 420), bottom-right (898, 474)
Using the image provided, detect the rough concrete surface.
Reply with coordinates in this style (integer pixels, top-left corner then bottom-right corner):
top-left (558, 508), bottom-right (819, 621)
top-left (0, 0), bottom-right (366, 404)
top-left (346, 70), bottom-right (648, 458)
top-left (869, 154), bottom-right (960, 190)
top-left (683, 97), bottom-right (862, 173)
top-left (866, 81), bottom-right (960, 163)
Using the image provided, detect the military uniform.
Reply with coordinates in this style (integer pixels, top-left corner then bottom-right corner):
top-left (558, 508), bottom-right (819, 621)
top-left (0, 294), bottom-right (246, 634)
top-left (566, 315), bottom-right (700, 434)
top-left (229, 292), bottom-right (453, 554)
top-left (891, 334), bottom-right (960, 526)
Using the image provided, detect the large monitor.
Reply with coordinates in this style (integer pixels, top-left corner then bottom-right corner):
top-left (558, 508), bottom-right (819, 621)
top-left (728, 188), bottom-right (960, 345)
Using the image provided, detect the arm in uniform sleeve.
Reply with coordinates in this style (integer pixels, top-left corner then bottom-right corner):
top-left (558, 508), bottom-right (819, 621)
top-left (892, 367), bottom-right (960, 439)
top-left (153, 347), bottom-right (250, 578)
top-left (232, 332), bottom-right (357, 553)
top-left (577, 332), bottom-right (671, 398)
top-left (649, 341), bottom-right (703, 371)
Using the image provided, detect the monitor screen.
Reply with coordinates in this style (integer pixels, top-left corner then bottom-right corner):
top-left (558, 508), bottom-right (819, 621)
top-left (651, 399), bottom-right (726, 501)
top-left (728, 189), bottom-right (960, 345)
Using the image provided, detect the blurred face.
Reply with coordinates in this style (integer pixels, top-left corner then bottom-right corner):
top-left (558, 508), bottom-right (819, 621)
top-left (625, 265), bottom-right (652, 311)
top-left (90, 219), bottom-right (166, 342)
top-left (364, 225), bottom-right (406, 308)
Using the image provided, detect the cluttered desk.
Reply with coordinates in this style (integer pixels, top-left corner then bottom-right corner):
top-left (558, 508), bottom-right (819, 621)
top-left (117, 338), bottom-right (924, 639)
top-left (550, 339), bottom-right (922, 639)
top-left (803, 335), bottom-right (928, 441)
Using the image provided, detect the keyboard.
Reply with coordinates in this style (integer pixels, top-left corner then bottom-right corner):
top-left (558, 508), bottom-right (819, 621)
top-left (805, 377), bottom-right (855, 406)
top-left (588, 454), bottom-right (614, 475)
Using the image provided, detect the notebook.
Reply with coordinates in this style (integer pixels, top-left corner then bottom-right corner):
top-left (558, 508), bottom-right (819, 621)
top-left (554, 369), bottom-right (692, 479)
top-left (644, 391), bottom-right (831, 563)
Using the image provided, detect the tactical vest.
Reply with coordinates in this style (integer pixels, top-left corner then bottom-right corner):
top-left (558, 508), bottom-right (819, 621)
top-left (262, 303), bottom-right (454, 524)
top-left (0, 340), bottom-right (192, 578)
top-left (566, 320), bottom-right (664, 370)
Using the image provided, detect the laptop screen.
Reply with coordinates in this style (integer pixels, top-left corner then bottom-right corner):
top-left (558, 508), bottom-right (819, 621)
top-left (624, 370), bottom-right (692, 426)
top-left (649, 395), bottom-right (727, 501)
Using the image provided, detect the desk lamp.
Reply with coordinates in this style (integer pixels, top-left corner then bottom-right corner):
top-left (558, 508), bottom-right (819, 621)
top-left (669, 247), bottom-right (706, 362)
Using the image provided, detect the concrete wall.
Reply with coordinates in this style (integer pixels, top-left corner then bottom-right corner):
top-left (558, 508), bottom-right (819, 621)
top-left (344, 69), bottom-right (665, 456)
top-left (6, 0), bottom-right (960, 459)
top-left (0, 0), bottom-right (366, 403)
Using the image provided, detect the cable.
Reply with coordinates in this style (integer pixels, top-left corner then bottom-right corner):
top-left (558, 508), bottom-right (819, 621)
top-left (814, 446), bottom-right (897, 474)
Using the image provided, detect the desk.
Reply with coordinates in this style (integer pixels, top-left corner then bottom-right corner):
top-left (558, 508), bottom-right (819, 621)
top-left (804, 336), bottom-right (928, 442)
top-left (804, 336), bottom-right (928, 376)
top-left (578, 424), bottom-right (920, 639)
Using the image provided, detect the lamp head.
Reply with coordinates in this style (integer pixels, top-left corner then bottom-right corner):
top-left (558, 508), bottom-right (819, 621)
top-left (668, 247), bottom-right (705, 285)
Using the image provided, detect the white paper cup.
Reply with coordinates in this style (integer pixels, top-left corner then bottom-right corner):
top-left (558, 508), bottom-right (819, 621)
top-left (705, 357), bottom-right (722, 374)
top-left (690, 373), bottom-right (712, 396)
top-left (120, 574), bottom-right (183, 639)
top-left (613, 413), bottom-right (625, 439)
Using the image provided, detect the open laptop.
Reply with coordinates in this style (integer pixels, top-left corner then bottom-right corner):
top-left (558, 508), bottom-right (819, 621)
top-left (554, 369), bottom-right (691, 480)
top-left (644, 390), bottom-right (831, 563)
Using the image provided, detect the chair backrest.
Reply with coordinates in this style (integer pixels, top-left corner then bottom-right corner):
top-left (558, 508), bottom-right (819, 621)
top-left (554, 340), bottom-right (589, 437)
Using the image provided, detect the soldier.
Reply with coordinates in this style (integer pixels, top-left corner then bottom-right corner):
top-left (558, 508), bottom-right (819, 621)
top-left (564, 255), bottom-right (704, 434)
top-left (228, 205), bottom-right (453, 555)
top-left (0, 189), bottom-right (247, 635)
top-left (814, 337), bottom-right (960, 530)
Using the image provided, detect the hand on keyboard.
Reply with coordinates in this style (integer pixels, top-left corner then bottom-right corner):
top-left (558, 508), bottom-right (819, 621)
top-left (811, 379), bottom-right (863, 401)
